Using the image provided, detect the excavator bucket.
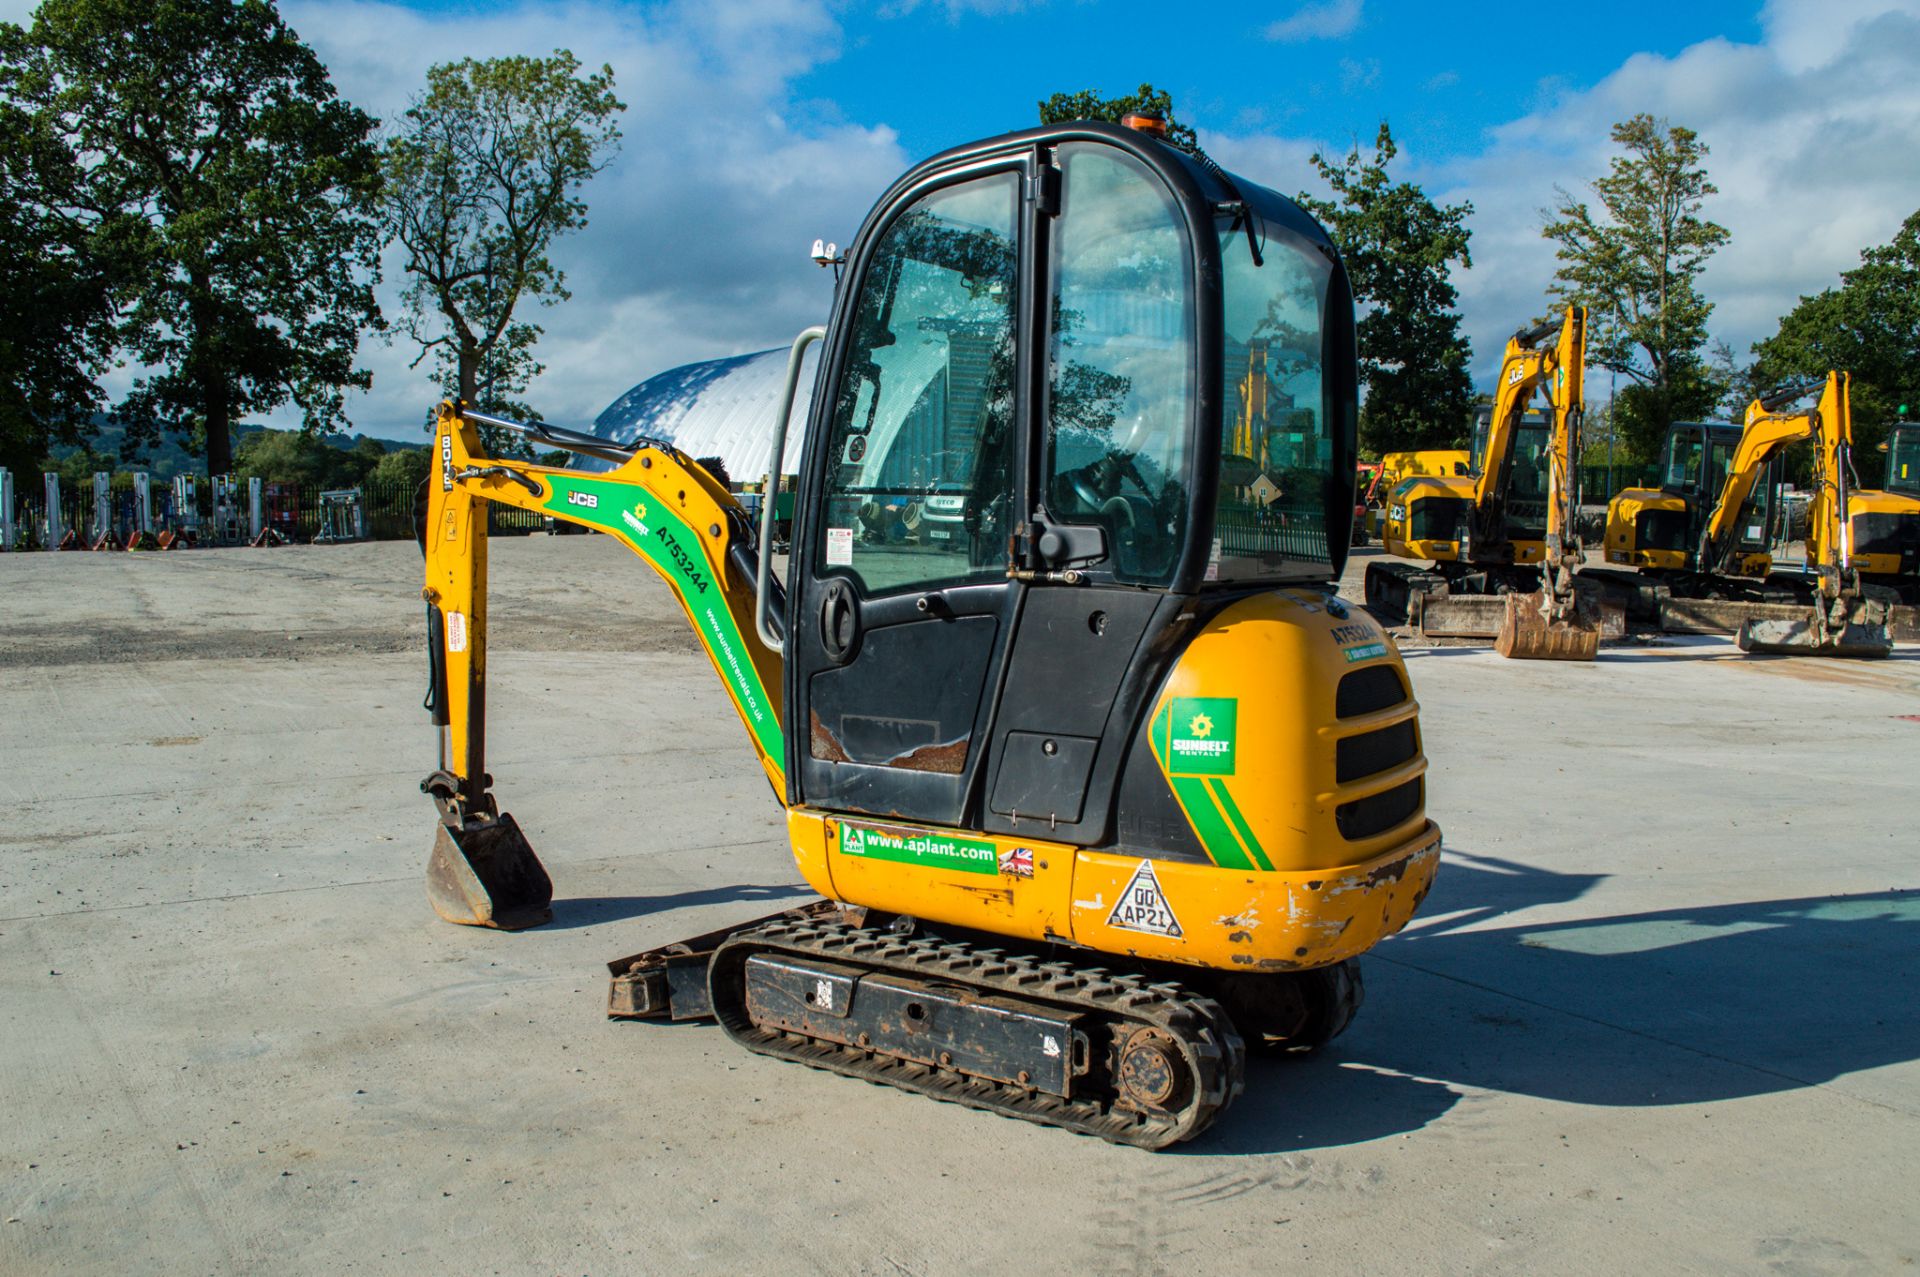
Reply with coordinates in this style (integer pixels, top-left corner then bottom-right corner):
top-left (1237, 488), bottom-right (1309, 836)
top-left (424, 812), bottom-right (553, 930)
top-left (1736, 606), bottom-right (1894, 659)
top-left (1494, 591), bottom-right (1600, 662)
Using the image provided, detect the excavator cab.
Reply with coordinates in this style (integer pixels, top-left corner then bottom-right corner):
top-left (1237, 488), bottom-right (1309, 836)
top-left (785, 126), bottom-right (1358, 838)
top-left (1604, 421), bottom-right (1779, 578)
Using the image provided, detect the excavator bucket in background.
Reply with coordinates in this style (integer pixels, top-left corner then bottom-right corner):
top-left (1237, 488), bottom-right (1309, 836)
top-left (1495, 590), bottom-right (1601, 661)
top-left (1737, 599), bottom-right (1895, 659)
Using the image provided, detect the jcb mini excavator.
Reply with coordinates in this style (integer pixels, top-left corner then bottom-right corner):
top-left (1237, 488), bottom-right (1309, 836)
top-left (1584, 373), bottom-right (1896, 654)
top-left (1736, 374), bottom-right (1896, 655)
top-left (1366, 305), bottom-right (1614, 656)
top-left (416, 120), bottom-right (1441, 1148)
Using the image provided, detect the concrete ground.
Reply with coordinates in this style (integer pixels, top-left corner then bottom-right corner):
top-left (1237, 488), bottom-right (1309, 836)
top-left (2, 537), bottom-right (1917, 1275)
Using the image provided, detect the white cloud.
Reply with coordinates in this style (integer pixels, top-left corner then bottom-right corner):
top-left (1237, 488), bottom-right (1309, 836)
top-left (1434, 0), bottom-right (1920, 389)
top-left (1338, 56), bottom-right (1380, 93)
top-left (1262, 0), bottom-right (1363, 43)
top-left (268, 0), bottom-right (907, 441)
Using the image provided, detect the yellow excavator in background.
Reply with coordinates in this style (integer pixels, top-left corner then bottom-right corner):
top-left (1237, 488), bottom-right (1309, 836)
top-left (415, 119), bottom-right (1441, 1149)
top-left (1738, 374), bottom-right (1895, 655)
top-left (1585, 374), bottom-right (1895, 655)
top-left (1367, 305), bottom-right (1614, 656)
top-left (1851, 414), bottom-right (1920, 603)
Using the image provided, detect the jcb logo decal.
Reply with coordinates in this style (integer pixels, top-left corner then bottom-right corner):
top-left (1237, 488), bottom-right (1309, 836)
top-left (567, 491), bottom-right (599, 509)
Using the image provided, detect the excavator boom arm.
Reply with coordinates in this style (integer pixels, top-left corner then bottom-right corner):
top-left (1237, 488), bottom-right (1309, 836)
top-left (423, 402), bottom-right (788, 827)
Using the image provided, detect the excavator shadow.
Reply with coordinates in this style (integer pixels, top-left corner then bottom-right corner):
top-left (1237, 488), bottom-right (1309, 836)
top-left (1369, 852), bottom-right (1920, 1111)
top-left (545, 882), bottom-right (814, 931)
top-left (1188, 851), bottom-right (1920, 1154)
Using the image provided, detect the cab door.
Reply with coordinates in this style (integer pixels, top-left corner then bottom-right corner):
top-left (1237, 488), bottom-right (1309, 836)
top-left (785, 157), bottom-right (1034, 826)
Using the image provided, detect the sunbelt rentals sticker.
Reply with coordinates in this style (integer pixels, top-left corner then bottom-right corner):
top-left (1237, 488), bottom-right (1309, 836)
top-left (1165, 697), bottom-right (1236, 776)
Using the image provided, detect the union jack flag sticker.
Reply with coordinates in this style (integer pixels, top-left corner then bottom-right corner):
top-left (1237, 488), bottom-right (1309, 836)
top-left (998, 846), bottom-right (1034, 878)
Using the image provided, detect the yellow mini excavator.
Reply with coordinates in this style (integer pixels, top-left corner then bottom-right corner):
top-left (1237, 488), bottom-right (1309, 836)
top-left (1587, 373), bottom-right (1897, 654)
top-left (416, 120), bottom-right (1441, 1148)
top-left (1737, 374), bottom-right (1896, 655)
top-left (1367, 305), bottom-right (1614, 655)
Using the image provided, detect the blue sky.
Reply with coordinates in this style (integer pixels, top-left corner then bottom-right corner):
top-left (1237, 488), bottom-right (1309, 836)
top-left (8, 0), bottom-right (1913, 442)
top-left (794, 2), bottom-right (1763, 168)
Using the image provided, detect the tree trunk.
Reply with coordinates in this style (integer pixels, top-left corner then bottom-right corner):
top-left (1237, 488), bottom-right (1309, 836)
top-left (204, 390), bottom-right (232, 476)
top-left (458, 340), bottom-right (479, 407)
top-left (189, 278), bottom-right (233, 476)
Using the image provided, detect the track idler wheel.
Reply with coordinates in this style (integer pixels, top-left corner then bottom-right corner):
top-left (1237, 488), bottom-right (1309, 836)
top-left (1115, 1027), bottom-right (1192, 1114)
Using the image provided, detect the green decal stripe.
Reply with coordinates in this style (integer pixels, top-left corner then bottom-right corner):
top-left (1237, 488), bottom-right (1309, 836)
top-left (1150, 700), bottom-right (1172, 770)
top-left (837, 822), bottom-right (998, 876)
top-left (1168, 775), bottom-right (1256, 871)
top-left (1207, 778), bottom-right (1274, 872)
top-left (542, 475), bottom-right (782, 764)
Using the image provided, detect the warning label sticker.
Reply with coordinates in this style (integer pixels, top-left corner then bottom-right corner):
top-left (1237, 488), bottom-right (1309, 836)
top-left (446, 610), bottom-right (468, 653)
top-left (825, 527), bottom-right (854, 566)
top-left (1106, 860), bottom-right (1183, 938)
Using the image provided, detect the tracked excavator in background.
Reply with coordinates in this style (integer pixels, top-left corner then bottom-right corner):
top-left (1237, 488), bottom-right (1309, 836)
top-left (1852, 415), bottom-right (1920, 604)
top-left (415, 119), bottom-right (1440, 1149)
top-left (1365, 305), bottom-right (1615, 657)
top-left (1583, 373), bottom-right (1897, 656)
top-left (1737, 374), bottom-right (1896, 655)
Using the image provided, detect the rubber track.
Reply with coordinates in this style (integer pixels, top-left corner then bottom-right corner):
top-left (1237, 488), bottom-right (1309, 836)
top-left (709, 918), bottom-right (1247, 1150)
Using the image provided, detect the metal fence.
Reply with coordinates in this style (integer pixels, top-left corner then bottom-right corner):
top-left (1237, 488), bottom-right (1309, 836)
top-left (0, 472), bottom-right (548, 549)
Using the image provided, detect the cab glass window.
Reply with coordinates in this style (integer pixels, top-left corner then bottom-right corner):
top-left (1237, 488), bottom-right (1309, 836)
top-left (1505, 416), bottom-right (1551, 533)
top-left (1044, 145), bottom-right (1193, 585)
top-left (1665, 427), bottom-right (1705, 490)
top-left (1214, 215), bottom-right (1336, 579)
top-left (816, 173), bottom-right (1019, 596)
top-left (1886, 426), bottom-right (1920, 495)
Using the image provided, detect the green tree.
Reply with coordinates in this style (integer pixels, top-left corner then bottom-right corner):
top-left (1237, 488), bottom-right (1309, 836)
top-left (233, 427), bottom-right (355, 486)
top-left (383, 51), bottom-right (623, 448)
top-left (0, 92), bottom-right (116, 475)
top-left (0, 0), bottom-right (386, 477)
top-left (1037, 82), bottom-right (1197, 152)
top-left (369, 446), bottom-right (430, 489)
top-left (1749, 210), bottom-right (1920, 485)
top-left (1543, 114), bottom-right (1730, 460)
top-left (1298, 122), bottom-right (1475, 454)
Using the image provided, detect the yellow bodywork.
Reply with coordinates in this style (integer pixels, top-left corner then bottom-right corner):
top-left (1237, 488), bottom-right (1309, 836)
top-left (1602, 488), bottom-right (1773, 576)
top-left (1847, 488), bottom-right (1920, 575)
top-left (1375, 449), bottom-right (1470, 493)
top-left (788, 591), bottom-right (1439, 973)
top-left (427, 403), bottom-right (1439, 976)
top-left (1378, 472), bottom-right (1545, 565)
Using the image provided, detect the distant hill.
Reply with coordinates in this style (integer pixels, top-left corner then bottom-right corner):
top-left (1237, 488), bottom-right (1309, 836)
top-left (47, 417), bottom-right (425, 481)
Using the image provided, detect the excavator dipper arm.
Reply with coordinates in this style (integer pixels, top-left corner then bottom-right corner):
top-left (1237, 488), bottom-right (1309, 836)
top-left (419, 401), bottom-right (788, 927)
